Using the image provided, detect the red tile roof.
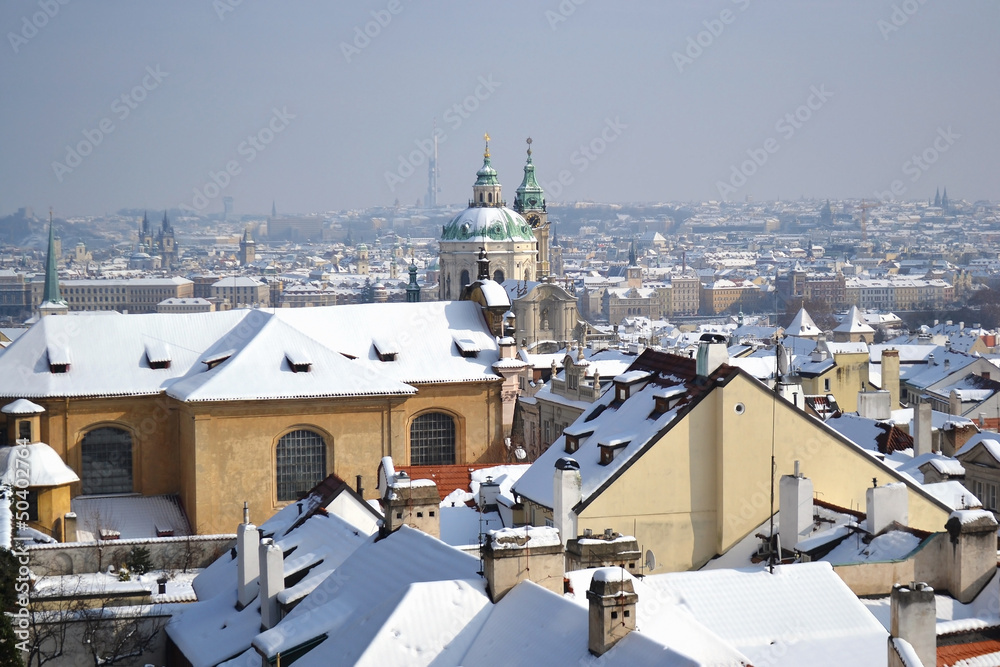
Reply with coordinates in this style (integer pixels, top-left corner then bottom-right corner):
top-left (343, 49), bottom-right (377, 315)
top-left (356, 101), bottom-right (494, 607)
top-left (938, 638), bottom-right (1000, 666)
top-left (395, 463), bottom-right (500, 500)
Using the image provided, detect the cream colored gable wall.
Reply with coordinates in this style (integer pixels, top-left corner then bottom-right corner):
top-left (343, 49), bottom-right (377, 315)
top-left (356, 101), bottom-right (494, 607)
top-left (578, 372), bottom-right (951, 573)
top-left (800, 351), bottom-right (871, 412)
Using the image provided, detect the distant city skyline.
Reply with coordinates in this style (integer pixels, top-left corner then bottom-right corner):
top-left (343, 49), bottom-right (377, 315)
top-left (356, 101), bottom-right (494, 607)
top-left (1, 1), bottom-right (997, 217)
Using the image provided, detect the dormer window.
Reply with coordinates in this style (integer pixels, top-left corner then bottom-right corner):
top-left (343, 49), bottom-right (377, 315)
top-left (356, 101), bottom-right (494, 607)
top-left (598, 437), bottom-right (630, 465)
top-left (373, 337), bottom-right (399, 362)
top-left (285, 350), bottom-right (312, 373)
top-left (145, 340), bottom-right (172, 370)
top-left (454, 336), bottom-right (481, 358)
top-left (47, 344), bottom-right (71, 374)
top-left (563, 426), bottom-right (593, 454)
top-left (203, 349), bottom-right (235, 370)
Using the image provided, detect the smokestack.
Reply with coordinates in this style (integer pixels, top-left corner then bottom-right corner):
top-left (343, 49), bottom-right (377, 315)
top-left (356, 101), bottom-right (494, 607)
top-left (258, 538), bottom-right (284, 631)
top-left (890, 582), bottom-right (935, 667)
top-left (881, 349), bottom-right (900, 410)
top-left (237, 502), bottom-right (260, 610)
top-left (779, 462), bottom-right (813, 551)
top-left (554, 457), bottom-right (581, 547)
top-left (587, 568), bottom-right (638, 656)
top-left (913, 401), bottom-right (933, 456)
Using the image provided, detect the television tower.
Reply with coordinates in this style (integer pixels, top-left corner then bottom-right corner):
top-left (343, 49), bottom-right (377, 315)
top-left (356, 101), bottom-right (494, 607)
top-left (425, 121), bottom-right (439, 208)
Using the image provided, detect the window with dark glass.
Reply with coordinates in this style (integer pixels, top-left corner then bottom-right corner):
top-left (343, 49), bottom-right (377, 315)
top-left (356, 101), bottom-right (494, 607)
top-left (409, 413), bottom-right (456, 465)
top-left (81, 427), bottom-right (133, 495)
top-left (276, 430), bottom-right (327, 501)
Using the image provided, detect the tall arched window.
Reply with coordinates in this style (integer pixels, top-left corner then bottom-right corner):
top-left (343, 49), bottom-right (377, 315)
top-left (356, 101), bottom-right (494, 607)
top-left (493, 269), bottom-right (505, 283)
top-left (276, 429), bottom-right (327, 501)
top-left (410, 412), bottom-right (456, 465)
top-left (81, 427), bottom-right (133, 495)
top-left (459, 269), bottom-right (470, 290)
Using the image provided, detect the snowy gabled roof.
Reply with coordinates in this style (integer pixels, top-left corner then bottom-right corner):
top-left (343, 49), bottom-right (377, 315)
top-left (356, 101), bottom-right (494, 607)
top-left (513, 351), bottom-right (722, 511)
top-left (474, 279), bottom-right (511, 308)
top-left (166, 313), bottom-right (415, 402)
top-left (833, 306), bottom-right (876, 334)
top-left (168, 505), bottom-right (372, 667)
top-left (249, 526), bottom-right (484, 663)
top-left (0, 303), bottom-right (501, 400)
top-left (786, 307), bottom-right (821, 337)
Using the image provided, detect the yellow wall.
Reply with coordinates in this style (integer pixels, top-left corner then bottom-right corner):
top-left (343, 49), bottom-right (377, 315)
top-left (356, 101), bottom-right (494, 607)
top-left (799, 352), bottom-right (871, 412)
top-left (560, 372), bottom-right (951, 573)
top-left (25, 379), bottom-right (504, 536)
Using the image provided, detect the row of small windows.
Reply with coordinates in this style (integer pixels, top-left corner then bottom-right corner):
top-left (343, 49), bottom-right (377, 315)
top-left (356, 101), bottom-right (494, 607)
top-left (76, 412), bottom-right (459, 497)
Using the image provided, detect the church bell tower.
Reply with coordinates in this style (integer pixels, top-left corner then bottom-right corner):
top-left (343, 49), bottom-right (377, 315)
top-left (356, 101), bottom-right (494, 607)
top-left (513, 137), bottom-right (549, 280)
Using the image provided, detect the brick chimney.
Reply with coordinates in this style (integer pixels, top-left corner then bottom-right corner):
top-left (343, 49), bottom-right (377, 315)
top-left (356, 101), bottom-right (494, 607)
top-left (881, 349), bottom-right (900, 409)
top-left (587, 567), bottom-right (638, 656)
top-left (889, 582), bottom-right (935, 667)
top-left (482, 526), bottom-right (564, 602)
top-left (236, 501), bottom-right (259, 610)
top-left (377, 456), bottom-right (440, 539)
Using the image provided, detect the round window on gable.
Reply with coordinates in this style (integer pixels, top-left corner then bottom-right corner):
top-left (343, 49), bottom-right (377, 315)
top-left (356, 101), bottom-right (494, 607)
top-left (734, 402), bottom-right (746, 415)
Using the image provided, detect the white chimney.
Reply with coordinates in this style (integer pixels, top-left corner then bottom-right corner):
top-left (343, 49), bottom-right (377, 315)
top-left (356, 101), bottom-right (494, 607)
top-left (478, 476), bottom-right (501, 511)
top-left (866, 483), bottom-right (908, 535)
top-left (258, 538), bottom-right (284, 630)
top-left (554, 457), bottom-right (582, 546)
top-left (236, 502), bottom-right (259, 610)
top-left (857, 390), bottom-right (891, 420)
top-left (913, 401), bottom-right (933, 457)
top-left (779, 462), bottom-right (813, 551)
top-left (890, 582), bottom-right (936, 667)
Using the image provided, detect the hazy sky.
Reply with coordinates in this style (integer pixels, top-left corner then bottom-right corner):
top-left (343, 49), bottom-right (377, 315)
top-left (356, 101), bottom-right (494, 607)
top-left (1, 1), bottom-right (997, 216)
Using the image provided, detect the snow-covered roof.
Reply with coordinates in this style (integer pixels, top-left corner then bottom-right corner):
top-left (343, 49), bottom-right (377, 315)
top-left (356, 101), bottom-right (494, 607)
top-left (1, 398), bottom-right (44, 414)
top-left (0, 302), bottom-right (500, 401)
top-left (0, 442), bottom-right (78, 486)
top-left (786, 307), bottom-right (821, 337)
top-left (475, 279), bottom-right (511, 308)
top-left (833, 306), bottom-right (876, 334)
top-left (72, 494), bottom-right (191, 541)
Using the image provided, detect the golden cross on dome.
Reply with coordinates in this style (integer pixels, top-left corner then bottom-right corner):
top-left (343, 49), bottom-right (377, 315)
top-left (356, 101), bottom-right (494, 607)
top-left (484, 132), bottom-right (490, 158)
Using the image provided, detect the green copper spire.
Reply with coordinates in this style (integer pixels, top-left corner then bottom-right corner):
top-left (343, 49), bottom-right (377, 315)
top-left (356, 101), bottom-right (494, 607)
top-left (474, 132), bottom-right (499, 186)
top-left (405, 260), bottom-right (421, 302)
top-left (514, 137), bottom-right (545, 213)
top-left (43, 211), bottom-right (65, 305)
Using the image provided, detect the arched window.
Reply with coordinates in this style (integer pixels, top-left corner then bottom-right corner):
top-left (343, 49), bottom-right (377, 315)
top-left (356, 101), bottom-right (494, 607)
top-left (81, 427), bottom-right (133, 495)
top-left (488, 192), bottom-right (493, 203)
top-left (460, 269), bottom-right (470, 289)
top-left (493, 269), bottom-right (505, 283)
top-left (410, 412), bottom-right (455, 465)
top-left (276, 429), bottom-right (327, 501)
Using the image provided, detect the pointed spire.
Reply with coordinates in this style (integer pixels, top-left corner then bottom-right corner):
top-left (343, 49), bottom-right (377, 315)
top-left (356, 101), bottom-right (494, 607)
top-left (141, 210), bottom-right (149, 235)
top-left (161, 210), bottom-right (170, 233)
top-left (42, 210), bottom-right (65, 306)
top-left (514, 136), bottom-right (545, 213)
top-left (628, 239), bottom-right (637, 267)
top-left (271, 200), bottom-right (277, 218)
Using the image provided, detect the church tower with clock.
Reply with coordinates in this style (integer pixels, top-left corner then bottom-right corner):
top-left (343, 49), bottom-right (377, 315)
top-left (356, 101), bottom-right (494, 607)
top-left (513, 137), bottom-right (550, 281)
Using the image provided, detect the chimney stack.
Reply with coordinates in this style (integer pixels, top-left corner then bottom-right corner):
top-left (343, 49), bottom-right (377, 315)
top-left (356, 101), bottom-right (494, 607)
top-left (889, 582), bottom-right (935, 667)
top-left (554, 457), bottom-right (581, 547)
top-left (237, 501), bottom-right (260, 610)
top-left (866, 483), bottom-right (908, 535)
top-left (779, 462), bottom-right (813, 552)
top-left (881, 349), bottom-right (900, 410)
top-left (258, 538), bottom-right (284, 631)
top-left (483, 526), bottom-right (564, 602)
top-left (913, 401), bottom-right (933, 456)
top-left (587, 567), bottom-right (638, 656)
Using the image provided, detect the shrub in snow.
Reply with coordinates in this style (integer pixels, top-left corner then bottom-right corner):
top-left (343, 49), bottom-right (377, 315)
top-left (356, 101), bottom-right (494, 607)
top-left (127, 545), bottom-right (153, 576)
